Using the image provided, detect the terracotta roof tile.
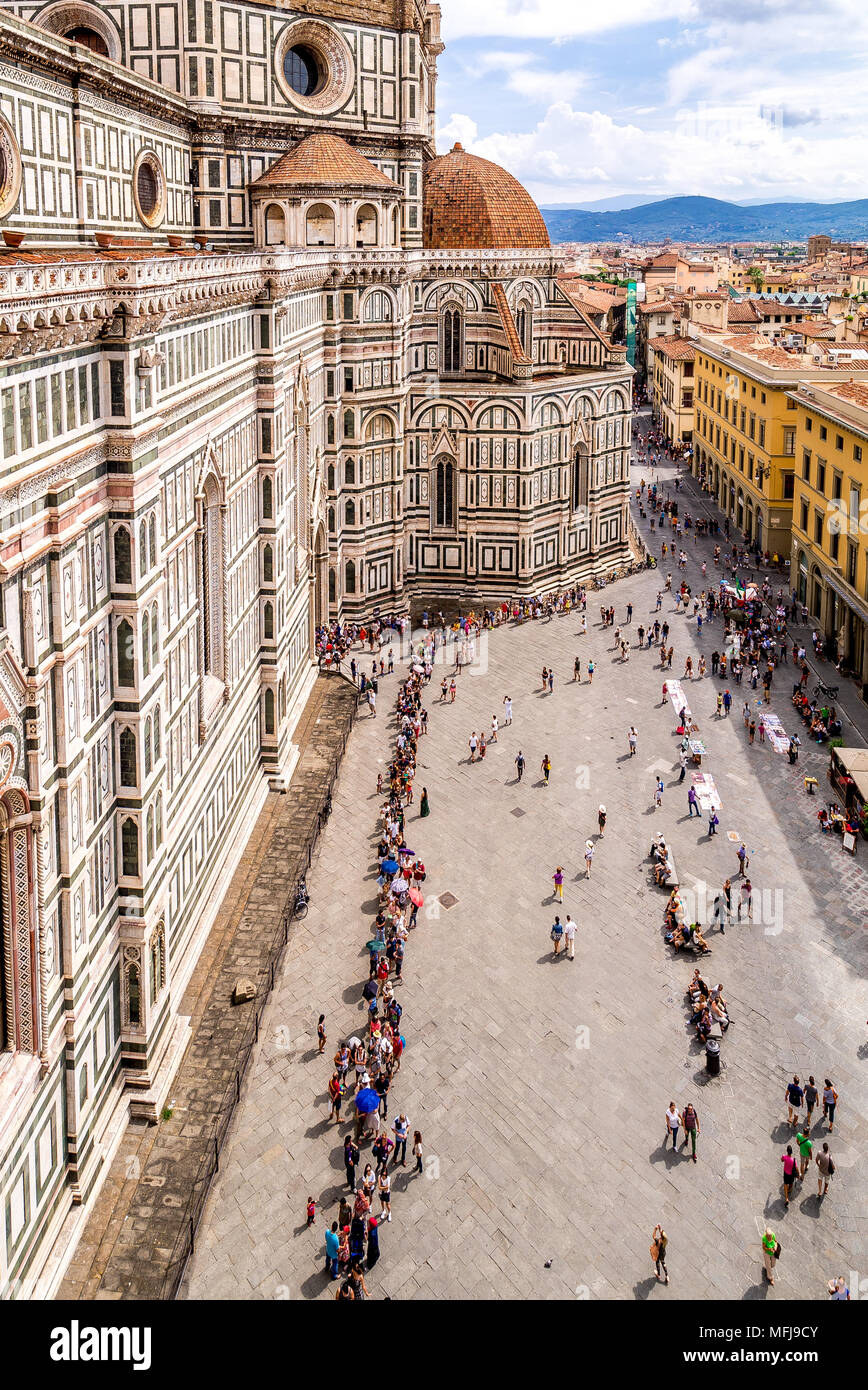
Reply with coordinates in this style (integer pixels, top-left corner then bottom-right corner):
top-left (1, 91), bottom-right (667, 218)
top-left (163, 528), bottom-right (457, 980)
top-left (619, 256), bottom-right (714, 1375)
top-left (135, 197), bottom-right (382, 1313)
top-left (649, 334), bottom-right (696, 361)
top-left (728, 300), bottom-right (762, 323)
top-left (253, 133), bottom-right (398, 190)
top-left (423, 143), bottom-right (550, 251)
top-left (825, 381), bottom-right (868, 410)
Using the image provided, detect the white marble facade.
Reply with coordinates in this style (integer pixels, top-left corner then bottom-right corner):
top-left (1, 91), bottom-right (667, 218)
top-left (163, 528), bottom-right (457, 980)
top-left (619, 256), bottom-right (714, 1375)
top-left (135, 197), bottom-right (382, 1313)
top-left (0, 0), bottom-right (631, 1295)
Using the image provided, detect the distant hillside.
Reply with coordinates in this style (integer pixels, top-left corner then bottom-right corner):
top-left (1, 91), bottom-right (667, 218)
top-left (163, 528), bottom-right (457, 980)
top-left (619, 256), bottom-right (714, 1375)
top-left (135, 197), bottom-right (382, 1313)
top-left (540, 194), bottom-right (868, 244)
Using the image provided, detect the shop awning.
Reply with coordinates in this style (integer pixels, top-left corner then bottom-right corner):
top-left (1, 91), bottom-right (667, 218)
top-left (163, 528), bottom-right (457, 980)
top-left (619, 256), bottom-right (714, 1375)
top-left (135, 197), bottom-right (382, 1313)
top-left (824, 573), bottom-right (868, 627)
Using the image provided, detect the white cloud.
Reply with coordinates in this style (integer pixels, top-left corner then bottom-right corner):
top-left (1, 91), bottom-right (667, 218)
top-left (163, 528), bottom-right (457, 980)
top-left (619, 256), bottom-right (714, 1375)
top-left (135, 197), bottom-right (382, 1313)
top-left (473, 49), bottom-right (586, 105)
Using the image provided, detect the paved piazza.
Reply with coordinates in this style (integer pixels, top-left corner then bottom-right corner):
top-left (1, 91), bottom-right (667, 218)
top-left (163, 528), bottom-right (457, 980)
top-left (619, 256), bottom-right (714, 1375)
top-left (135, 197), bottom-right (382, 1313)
top-left (183, 480), bottom-right (867, 1302)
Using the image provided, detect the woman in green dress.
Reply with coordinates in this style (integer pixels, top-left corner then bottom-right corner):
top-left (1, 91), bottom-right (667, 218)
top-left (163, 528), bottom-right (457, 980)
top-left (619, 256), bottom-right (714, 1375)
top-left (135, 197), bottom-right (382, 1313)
top-left (419, 787), bottom-right (430, 817)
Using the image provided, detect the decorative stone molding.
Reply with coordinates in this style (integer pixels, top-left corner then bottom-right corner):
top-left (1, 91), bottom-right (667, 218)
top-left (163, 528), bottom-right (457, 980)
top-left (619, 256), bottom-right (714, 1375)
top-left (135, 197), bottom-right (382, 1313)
top-left (34, 2), bottom-right (123, 64)
top-left (0, 111), bottom-right (22, 220)
top-left (132, 149), bottom-right (167, 230)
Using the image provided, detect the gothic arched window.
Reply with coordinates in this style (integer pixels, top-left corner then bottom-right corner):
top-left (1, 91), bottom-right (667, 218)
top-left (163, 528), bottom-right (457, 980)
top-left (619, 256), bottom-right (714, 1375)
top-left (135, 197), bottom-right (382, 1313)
top-left (345, 458), bottom-right (355, 485)
top-left (141, 611), bottom-right (150, 678)
top-left (153, 706), bottom-right (161, 760)
top-left (0, 791), bottom-right (38, 1054)
top-left (117, 618), bottom-right (134, 686)
top-left (263, 544), bottom-right (274, 583)
top-left (119, 727), bottom-right (137, 786)
top-left (443, 307), bottom-right (462, 374)
top-left (114, 526), bottom-right (132, 584)
top-left (264, 601), bottom-right (274, 639)
top-left (435, 458), bottom-right (455, 529)
top-left (264, 688), bottom-right (275, 735)
top-left (345, 499), bottom-right (355, 527)
top-left (345, 559), bottom-right (355, 594)
top-left (200, 474), bottom-right (225, 685)
top-left (121, 817), bottom-right (139, 877)
top-left (572, 448), bottom-right (589, 512)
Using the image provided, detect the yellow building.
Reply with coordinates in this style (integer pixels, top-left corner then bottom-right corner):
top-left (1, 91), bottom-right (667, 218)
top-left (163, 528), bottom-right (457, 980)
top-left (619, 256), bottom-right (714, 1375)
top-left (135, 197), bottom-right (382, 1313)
top-left (789, 380), bottom-right (868, 689)
top-left (649, 334), bottom-right (696, 444)
top-left (692, 333), bottom-right (868, 559)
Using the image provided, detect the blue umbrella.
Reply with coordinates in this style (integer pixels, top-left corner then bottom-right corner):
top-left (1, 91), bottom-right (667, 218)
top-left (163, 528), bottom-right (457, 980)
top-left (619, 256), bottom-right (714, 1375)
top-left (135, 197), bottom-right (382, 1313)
top-left (381, 857), bottom-right (399, 876)
top-left (355, 1087), bottom-right (379, 1114)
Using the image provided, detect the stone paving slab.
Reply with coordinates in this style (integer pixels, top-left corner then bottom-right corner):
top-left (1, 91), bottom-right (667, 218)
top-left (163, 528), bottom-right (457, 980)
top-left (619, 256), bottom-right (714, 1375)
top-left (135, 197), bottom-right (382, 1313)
top-left (181, 505), bottom-right (866, 1300)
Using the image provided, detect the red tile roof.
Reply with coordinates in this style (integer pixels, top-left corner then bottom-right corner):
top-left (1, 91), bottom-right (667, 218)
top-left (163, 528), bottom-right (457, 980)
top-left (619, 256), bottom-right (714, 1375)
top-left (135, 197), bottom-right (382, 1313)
top-left (423, 144), bottom-right (550, 251)
top-left (649, 334), bottom-right (696, 361)
top-left (253, 133), bottom-right (398, 190)
top-left (825, 381), bottom-right (868, 409)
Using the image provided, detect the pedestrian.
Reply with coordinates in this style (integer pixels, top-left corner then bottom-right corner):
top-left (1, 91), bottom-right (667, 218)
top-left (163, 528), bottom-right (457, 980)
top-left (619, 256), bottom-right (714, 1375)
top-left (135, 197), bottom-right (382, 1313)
top-left (328, 1070), bottom-right (344, 1123)
top-left (503, 695), bottom-right (513, 724)
top-left (822, 1079), bottom-right (838, 1132)
top-left (804, 1075), bottom-right (819, 1129)
top-left (584, 840), bottom-right (594, 877)
top-left (722, 877), bottom-right (732, 923)
top-left (708, 809), bottom-right (719, 836)
top-left (651, 1224), bottom-right (669, 1284)
top-left (816, 1143), bottom-right (834, 1198)
top-left (564, 914), bottom-right (576, 960)
top-left (468, 731), bottom-right (478, 762)
top-left (654, 777), bottom-right (664, 809)
top-left (344, 1135), bottom-right (360, 1191)
top-left (552, 866), bottom-right (564, 902)
top-left (317, 1014), bottom-right (327, 1054)
top-left (786, 1075), bottom-right (803, 1125)
top-left (541, 665), bottom-right (548, 690)
top-left (664, 1100), bottom-right (681, 1150)
top-left (307, 1195), bottom-right (317, 1227)
top-left (736, 843), bottom-right (749, 876)
top-left (626, 603), bottom-right (633, 624)
top-left (682, 1103), bottom-right (700, 1162)
top-left (796, 1125), bottom-right (813, 1179)
top-left (366, 1215), bottom-right (381, 1270)
top-left (412, 1130), bottom-right (423, 1174)
top-left (573, 656), bottom-right (581, 681)
top-left (678, 748), bottom-right (687, 783)
top-left (780, 1146), bottom-right (797, 1205)
top-left (748, 717), bottom-right (756, 744)
top-left (716, 693), bottom-right (723, 718)
top-left (419, 786), bottom-right (430, 817)
top-left (598, 805), bottom-right (607, 836)
top-left (688, 786), bottom-right (700, 817)
top-left (515, 749), bottom-right (525, 782)
top-left (548, 669), bottom-right (554, 692)
top-left (738, 878), bottom-right (752, 920)
top-left (550, 915), bottom-right (564, 956)
top-left (377, 1165), bottom-right (392, 1221)
top-left (392, 1113), bottom-right (409, 1166)
top-left (628, 726), bottom-right (638, 756)
top-left (449, 679), bottom-right (456, 702)
top-left (541, 753), bottom-right (551, 785)
top-left (587, 659), bottom-right (595, 683)
top-left (490, 715), bottom-right (499, 743)
top-left (761, 1229), bottom-right (778, 1285)
top-left (722, 689), bottom-right (732, 715)
top-left (325, 1221), bottom-right (341, 1279)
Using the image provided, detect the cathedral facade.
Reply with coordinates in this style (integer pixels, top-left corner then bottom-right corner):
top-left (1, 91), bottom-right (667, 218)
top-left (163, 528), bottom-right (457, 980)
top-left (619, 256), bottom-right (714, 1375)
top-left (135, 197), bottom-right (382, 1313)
top-left (0, 0), bottom-right (631, 1294)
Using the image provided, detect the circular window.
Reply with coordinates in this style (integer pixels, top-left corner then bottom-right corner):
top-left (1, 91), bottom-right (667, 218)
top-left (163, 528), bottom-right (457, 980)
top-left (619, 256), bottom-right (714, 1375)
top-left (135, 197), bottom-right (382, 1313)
top-left (284, 44), bottom-right (323, 97)
top-left (0, 114), bottom-right (22, 220)
top-left (132, 150), bottom-right (166, 228)
top-left (274, 20), bottom-right (353, 115)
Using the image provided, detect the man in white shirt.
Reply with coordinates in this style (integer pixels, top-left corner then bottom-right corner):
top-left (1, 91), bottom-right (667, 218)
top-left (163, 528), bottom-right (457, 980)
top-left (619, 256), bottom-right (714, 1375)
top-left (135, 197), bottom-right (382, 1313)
top-left (502, 696), bottom-right (513, 724)
top-left (564, 915), bottom-right (576, 960)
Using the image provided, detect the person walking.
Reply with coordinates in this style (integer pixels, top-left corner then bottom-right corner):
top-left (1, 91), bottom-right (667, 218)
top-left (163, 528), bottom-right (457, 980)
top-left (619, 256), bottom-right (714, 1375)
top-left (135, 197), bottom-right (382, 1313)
top-left (325, 1221), bottom-right (341, 1280)
top-left (419, 787), bottom-right (430, 818)
top-left (796, 1125), bottom-right (813, 1179)
top-left (780, 1145), bottom-right (797, 1205)
top-left (564, 914), bottom-right (576, 960)
top-left (317, 1014), bottom-right (327, 1055)
top-left (736, 843), bottom-right (749, 876)
top-left (786, 1075), bottom-right (804, 1126)
top-left (328, 1070), bottom-right (344, 1123)
top-left (722, 689), bottom-right (732, 716)
top-left (468, 731), bottom-right (478, 763)
top-left (573, 656), bottom-right (582, 681)
top-left (412, 1130), bottom-right (424, 1174)
top-left (761, 1228), bottom-right (778, 1285)
top-left (587, 659), bottom-right (595, 683)
top-left (377, 1166), bottom-right (392, 1221)
top-left (584, 840), bottom-right (595, 877)
top-left (687, 786), bottom-right (700, 817)
top-left (816, 1143), bottom-right (834, 1198)
top-left (515, 749), bottom-right (525, 782)
top-left (392, 1113), bottom-right (410, 1166)
top-left (552, 866), bottom-right (565, 902)
top-left (503, 695), bottom-right (513, 724)
top-left (682, 1103), bottom-right (700, 1162)
top-left (822, 1079), bottom-right (838, 1132)
top-left (664, 1100), bottom-right (681, 1150)
top-left (597, 805), bottom-right (607, 836)
top-left (804, 1076), bottom-right (819, 1129)
top-left (344, 1135), bottom-right (360, 1191)
top-left (550, 915), bottom-right (564, 957)
top-left (490, 715), bottom-right (499, 743)
top-left (678, 747), bottom-right (688, 783)
top-left (541, 753), bottom-right (552, 785)
top-left (449, 679), bottom-right (456, 702)
top-left (654, 776), bottom-right (664, 809)
top-left (738, 878), bottom-right (753, 921)
top-left (708, 808), bottom-right (719, 836)
top-left (628, 726), bottom-right (638, 756)
top-left (548, 669), bottom-right (554, 692)
top-left (651, 1224), bottom-right (669, 1284)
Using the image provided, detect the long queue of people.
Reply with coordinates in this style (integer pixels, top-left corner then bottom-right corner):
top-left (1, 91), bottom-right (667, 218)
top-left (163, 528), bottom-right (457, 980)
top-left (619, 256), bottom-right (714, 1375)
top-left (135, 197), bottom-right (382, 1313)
top-left (318, 653), bottom-right (433, 1301)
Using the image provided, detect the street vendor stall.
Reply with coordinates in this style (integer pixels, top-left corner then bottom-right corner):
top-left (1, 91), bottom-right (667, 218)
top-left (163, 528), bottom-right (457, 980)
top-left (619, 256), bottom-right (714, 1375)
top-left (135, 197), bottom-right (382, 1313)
top-left (828, 747), bottom-right (868, 835)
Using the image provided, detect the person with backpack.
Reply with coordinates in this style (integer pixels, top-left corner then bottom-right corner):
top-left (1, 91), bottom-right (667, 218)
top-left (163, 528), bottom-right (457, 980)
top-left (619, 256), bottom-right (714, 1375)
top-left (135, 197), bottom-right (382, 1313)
top-left (816, 1143), bottom-right (834, 1197)
top-left (550, 915), bottom-right (564, 957)
top-left (515, 750), bottom-right (525, 782)
top-left (541, 753), bottom-right (552, 785)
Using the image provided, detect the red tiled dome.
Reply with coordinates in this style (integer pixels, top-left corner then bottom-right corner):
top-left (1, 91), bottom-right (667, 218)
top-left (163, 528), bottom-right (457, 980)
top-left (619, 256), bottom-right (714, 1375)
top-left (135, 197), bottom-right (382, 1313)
top-left (423, 144), bottom-right (550, 251)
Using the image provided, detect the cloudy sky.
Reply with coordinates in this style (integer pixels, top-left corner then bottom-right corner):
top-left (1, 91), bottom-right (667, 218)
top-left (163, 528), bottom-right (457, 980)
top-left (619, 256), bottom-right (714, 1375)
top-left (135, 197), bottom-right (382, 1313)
top-left (435, 0), bottom-right (868, 206)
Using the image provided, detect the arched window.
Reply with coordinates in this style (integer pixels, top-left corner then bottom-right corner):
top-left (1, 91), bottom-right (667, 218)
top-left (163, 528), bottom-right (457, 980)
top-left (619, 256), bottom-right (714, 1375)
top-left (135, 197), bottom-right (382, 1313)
top-left (363, 290), bottom-right (393, 322)
top-left (328, 507), bottom-right (335, 534)
top-left (144, 716), bottom-right (152, 776)
top-left (117, 618), bottom-right (134, 686)
top-left (148, 517), bottom-right (156, 568)
top-left (392, 207), bottom-right (400, 245)
top-left (153, 706), bottom-right (161, 760)
top-left (265, 203), bottom-right (286, 246)
top-left (516, 302), bottom-right (533, 357)
top-left (343, 410), bottom-right (355, 440)
top-left (155, 794), bottom-right (162, 846)
top-left (262, 475), bottom-right (273, 519)
top-left (201, 475), bottom-right (225, 684)
top-left (146, 805), bottom-right (154, 863)
top-left (150, 923), bottom-right (165, 1004)
top-left (328, 568), bottom-right (336, 603)
top-left (114, 526), bottom-right (132, 584)
top-left (327, 463), bottom-right (335, 491)
top-left (141, 611), bottom-right (150, 677)
top-left (345, 559), bottom-right (356, 594)
top-left (263, 543), bottom-right (273, 583)
top-left (121, 818), bottom-right (139, 877)
top-left (327, 415), bottom-right (335, 445)
top-left (264, 601), bottom-right (274, 639)
top-left (150, 602), bottom-right (159, 667)
top-left (66, 26), bottom-right (109, 56)
top-left (572, 448), bottom-right (589, 511)
top-left (264, 688), bottom-right (275, 734)
top-left (435, 458), bottom-right (455, 528)
top-left (139, 520), bottom-right (148, 576)
top-left (345, 499), bottom-right (355, 527)
top-left (443, 307), bottom-right (462, 374)
top-left (126, 958), bottom-right (141, 1026)
top-left (345, 458), bottom-right (355, 484)
top-left (355, 204), bottom-right (378, 247)
top-left (0, 792), bottom-right (38, 1054)
top-left (306, 203), bottom-right (335, 247)
top-left (119, 727), bottom-right (137, 785)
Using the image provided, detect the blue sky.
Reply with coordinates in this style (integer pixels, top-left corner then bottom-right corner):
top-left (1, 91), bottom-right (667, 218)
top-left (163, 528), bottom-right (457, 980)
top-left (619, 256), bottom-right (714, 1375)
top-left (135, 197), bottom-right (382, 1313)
top-left (434, 0), bottom-right (868, 205)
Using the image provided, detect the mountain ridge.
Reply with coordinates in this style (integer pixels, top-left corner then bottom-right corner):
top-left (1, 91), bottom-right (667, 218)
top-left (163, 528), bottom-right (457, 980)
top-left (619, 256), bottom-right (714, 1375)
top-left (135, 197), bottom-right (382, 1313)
top-left (540, 194), bottom-right (868, 243)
